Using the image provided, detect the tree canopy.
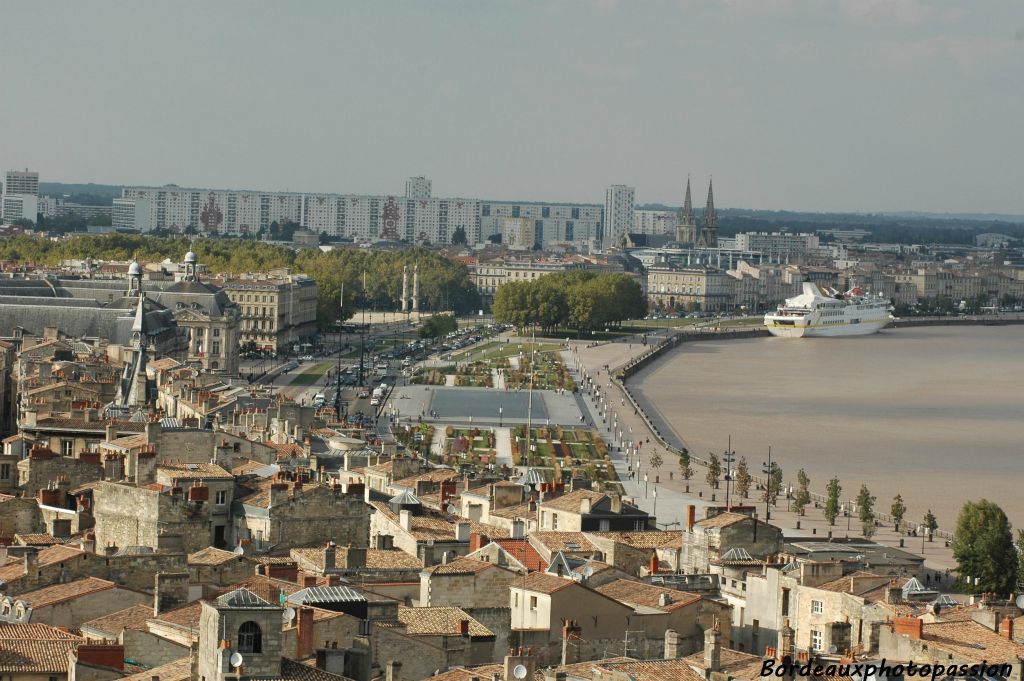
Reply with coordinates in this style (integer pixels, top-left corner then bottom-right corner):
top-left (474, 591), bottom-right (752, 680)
top-left (951, 499), bottom-right (1018, 596)
top-left (0, 233), bottom-right (480, 327)
top-left (492, 270), bottom-right (645, 334)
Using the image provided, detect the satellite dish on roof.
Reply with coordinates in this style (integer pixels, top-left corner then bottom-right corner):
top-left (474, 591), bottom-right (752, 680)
top-left (513, 664), bottom-right (529, 680)
top-left (233, 544), bottom-right (245, 556)
top-left (446, 504), bottom-right (457, 515)
top-left (828, 645), bottom-right (838, 654)
top-left (582, 566), bottom-right (594, 579)
top-left (230, 652), bottom-right (244, 668)
top-left (1016, 594), bottom-right (1024, 610)
top-left (283, 607), bottom-right (296, 624)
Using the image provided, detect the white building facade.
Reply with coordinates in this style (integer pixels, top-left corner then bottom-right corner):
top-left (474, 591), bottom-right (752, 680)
top-left (633, 209), bottom-right (674, 235)
top-left (480, 201), bottom-right (602, 247)
top-left (603, 185), bottom-right (635, 249)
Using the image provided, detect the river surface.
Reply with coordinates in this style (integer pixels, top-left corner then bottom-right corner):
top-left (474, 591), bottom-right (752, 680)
top-left (631, 325), bottom-right (1024, 530)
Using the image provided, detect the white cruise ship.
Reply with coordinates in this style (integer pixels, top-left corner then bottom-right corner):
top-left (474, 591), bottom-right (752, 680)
top-left (764, 283), bottom-right (894, 337)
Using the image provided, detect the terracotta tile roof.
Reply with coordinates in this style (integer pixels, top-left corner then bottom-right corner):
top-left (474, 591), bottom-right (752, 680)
top-left (595, 579), bottom-right (702, 612)
top-left (157, 461), bottom-right (234, 479)
top-left (0, 622), bottom-right (84, 674)
top-left (120, 657), bottom-right (191, 680)
top-left (392, 469), bottom-right (459, 488)
top-left (424, 556), bottom-right (500, 576)
top-left (919, 620), bottom-right (1024, 662)
top-left (268, 442), bottom-right (305, 459)
top-left (585, 531), bottom-right (680, 549)
top-left (685, 647), bottom-right (764, 677)
top-left (519, 571), bottom-right (575, 594)
top-left (13, 533), bottom-right (60, 546)
top-left (489, 501), bottom-right (536, 520)
top-left (816, 571), bottom-right (897, 599)
top-left (149, 601), bottom-right (203, 631)
top-left (369, 501), bottom-right (509, 542)
top-left (538, 489), bottom-right (605, 512)
top-left (491, 539), bottom-right (548, 572)
top-left (599, 659), bottom-right (708, 681)
top-left (189, 546), bottom-right (242, 566)
top-left (15, 576), bottom-right (116, 609)
top-left (385, 606), bottom-right (494, 637)
top-left (105, 434), bottom-right (147, 449)
top-left (82, 603), bottom-right (154, 636)
top-left (290, 547), bottom-right (421, 571)
top-left (0, 544), bottom-right (84, 582)
top-left (424, 663), bottom-right (506, 681)
top-left (694, 511), bottom-right (753, 529)
top-left (529, 531), bottom-right (599, 554)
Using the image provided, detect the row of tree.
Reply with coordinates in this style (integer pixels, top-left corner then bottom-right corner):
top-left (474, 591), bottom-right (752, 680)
top-left (666, 450), bottom-right (1023, 596)
top-left (0, 234), bottom-right (480, 326)
top-left (491, 270), bottom-right (645, 335)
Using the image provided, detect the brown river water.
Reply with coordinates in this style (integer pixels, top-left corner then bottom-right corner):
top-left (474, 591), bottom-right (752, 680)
top-left (631, 325), bottom-right (1024, 530)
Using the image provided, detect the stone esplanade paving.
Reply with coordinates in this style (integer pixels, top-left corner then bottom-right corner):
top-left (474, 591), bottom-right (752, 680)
top-left (568, 333), bottom-right (957, 578)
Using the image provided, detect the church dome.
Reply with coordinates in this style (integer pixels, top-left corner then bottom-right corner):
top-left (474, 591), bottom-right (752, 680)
top-left (128, 261), bottom-right (142, 276)
top-left (184, 251), bottom-right (197, 264)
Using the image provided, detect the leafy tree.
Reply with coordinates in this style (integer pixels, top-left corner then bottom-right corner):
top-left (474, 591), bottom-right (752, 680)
top-left (1016, 530), bottom-right (1024, 590)
top-left (890, 494), bottom-right (907, 531)
top-left (678, 450), bottom-right (693, 481)
top-left (951, 499), bottom-right (1018, 596)
top-left (451, 226), bottom-right (467, 245)
top-left (648, 452), bottom-right (663, 472)
top-left (765, 463), bottom-right (783, 505)
top-left (824, 477), bottom-right (842, 526)
top-left (706, 453), bottom-right (720, 489)
top-left (793, 468), bottom-right (811, 515)
top-left (734, 457), bottom-right (751, 499)
top-left (419, 314), bottom-right (458, 339)
top-left (856, 484), bottom-right (876, 524)
top-left (923, 509), bottom-right (938, 540)
top-left (862, 519), bottom-right (877, 539)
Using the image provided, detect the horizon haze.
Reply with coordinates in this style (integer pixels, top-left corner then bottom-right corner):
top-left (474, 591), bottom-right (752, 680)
top-left (2, 1), bottom-right (1022, 214)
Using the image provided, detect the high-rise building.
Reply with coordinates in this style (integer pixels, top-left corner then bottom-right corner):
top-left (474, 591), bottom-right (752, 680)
top-left (2, 169), bottom-right (40, 224)
top-left (4, 170), bottom-right (39, 197)
top-left (502, 217), bottom-right (537, 250)
top-left (120, 185), bottom-right (480, 245)
top-left (603, 185), bottom-right (635, 249)
top-left (480, 201), bottom-right (602, 247)
top-left (406, 176), bottom-right (432, 200)
top-left (633, 210), bottom-right (674, 235)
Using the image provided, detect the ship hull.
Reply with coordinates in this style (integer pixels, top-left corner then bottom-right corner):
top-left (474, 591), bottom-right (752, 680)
top-left (764, 317), bottom-right (892, 338)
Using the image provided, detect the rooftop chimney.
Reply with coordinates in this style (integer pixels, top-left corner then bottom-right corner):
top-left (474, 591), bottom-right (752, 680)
top-left (704, 622), bottom-right (722, 673)
top-left (893, 616), bottom-right (923, 641)
top-left (296, 607), bottom-right (315, 659)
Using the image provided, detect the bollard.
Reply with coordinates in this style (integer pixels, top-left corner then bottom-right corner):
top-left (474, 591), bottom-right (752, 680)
top-left (899, 538), bottom-right (904, 548)
top-left (812, 528), bottom-right (816, 534)
top-left (796, 521), bottom-right (800, 530)
top-left (699, 491), bottom-right (702, 498)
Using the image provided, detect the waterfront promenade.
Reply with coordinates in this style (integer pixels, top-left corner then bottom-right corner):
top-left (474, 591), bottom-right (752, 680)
top-left (567, 333), bottom-right (958, 578)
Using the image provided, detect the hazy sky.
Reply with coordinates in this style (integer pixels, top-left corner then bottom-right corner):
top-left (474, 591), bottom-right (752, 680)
top-left (2, 1), bottom-right (1022, 213)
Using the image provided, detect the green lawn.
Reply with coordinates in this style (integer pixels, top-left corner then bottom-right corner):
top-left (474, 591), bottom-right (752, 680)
top-left (290, 363), bottom-right (331, 386)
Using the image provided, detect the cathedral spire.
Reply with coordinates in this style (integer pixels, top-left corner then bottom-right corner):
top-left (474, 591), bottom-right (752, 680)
top-left (682, 177), bottom-right (694, 223)
top-left (704, 178), bottom-right (716, 224)
top-left (675, 176), bottom-right (697, 245)
top-left (697, 177), bottom-right (719, 248)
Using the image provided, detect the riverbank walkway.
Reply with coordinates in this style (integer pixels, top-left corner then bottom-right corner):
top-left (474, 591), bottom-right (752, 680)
top-left (568, 333), bottom-right (958, 578)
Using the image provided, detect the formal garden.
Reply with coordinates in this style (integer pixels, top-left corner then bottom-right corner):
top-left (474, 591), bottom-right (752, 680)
top-left (443, 426), bottom-right (497, 465)
top-left (510, 425), bottom-right (616, 485)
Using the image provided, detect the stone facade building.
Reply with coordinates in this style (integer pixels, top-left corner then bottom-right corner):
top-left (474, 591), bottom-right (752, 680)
top-left (223, 270), bottom-right (318, 354)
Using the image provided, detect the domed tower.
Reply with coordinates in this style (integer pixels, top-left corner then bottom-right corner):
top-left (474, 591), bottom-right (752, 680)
top-left (127, 261), bottom-right (143, 297)
top-left (183, 250), bottom-right (199, 283)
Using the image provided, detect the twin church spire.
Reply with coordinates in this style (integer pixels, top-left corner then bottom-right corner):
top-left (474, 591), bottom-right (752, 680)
top-left (675, 177), bottom-right (718, 248)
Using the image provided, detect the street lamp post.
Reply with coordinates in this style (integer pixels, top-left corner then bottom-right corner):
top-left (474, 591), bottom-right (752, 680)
top-left (652, 487), bottom-right (658, 517)
top-left (723, 435), bottom-right (736, 512)
top-left (761, 445), bottom-right (773, 521)
top-left (644, 473), bottom-right (649, 498)
top-left (499, 405), bottom-right (503, 427)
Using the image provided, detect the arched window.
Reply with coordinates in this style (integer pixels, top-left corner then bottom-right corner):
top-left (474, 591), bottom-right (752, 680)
top-left (238, 621), bottom-right (262, 653)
